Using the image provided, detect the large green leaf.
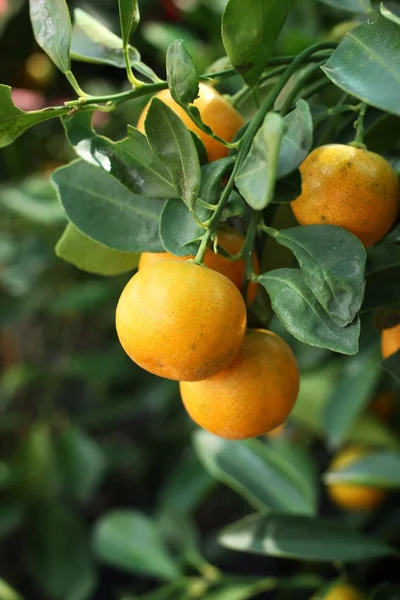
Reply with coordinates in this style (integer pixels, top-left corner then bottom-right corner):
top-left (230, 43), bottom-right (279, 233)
top-left (235, 112), bottom-right (284, 210)
top-left (0, 85), bottom-right (68, 148)
top-left (322, 15), bottom-right (400, 117)
top-left (278, 100), bottom-right (313, 177)
top-left (118, 0), bottom-right (140, 47)
top-left (273, 225), bottom-right (366, 327)
top-left (317, 0), bottom-right (373, 13)
top-left (222, 0), bottom-right (289, 86)
top-left (259, 269), bottom-right (360, 354)
top-left (55, 426), bottom-right (106, 502)
top-left (219, 513), bottom-right (394, 562)
top-left (324, 451), bottom-right (400, 488)
top-left (56, 223), bottom-right (139, 276)
top-left (193, 431), bottom-right (317, 515)
top-left (51, 161), bottom-right (164, 253)
top-left (29, 0), bottom-right (71, 73)
top-left (63, 112), bottom-right (176, 198)
top-left (166, 40), bottom-right (199, 106)
top-left (71, 8), bottom-right (140, 68)
top-left (25, 503), bottom-right (96, 600)
top-left (145, 98), bottom-right (201, 209)
top-left (93, 510), bottom-right (180, 580)
top-left (323, 346), bottom-right (381, 447)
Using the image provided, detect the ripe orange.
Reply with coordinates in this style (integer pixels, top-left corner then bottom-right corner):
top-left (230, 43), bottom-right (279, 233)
top-left (137, 82), bottom-right (245, 162)
top-left (291, 144), bottom-right (400, 247)
top-left (139, 228), bottom-right (260, 303)
top-left (116, 261), bottom-right (246, 381)
top-left (311, 583), bottom-right (365, 600)
top-left (370, 391), bottom-right (396, 421)
top-left (180, 329), bottom-right (299, 440)
top-left (327, 447), bottom-right (386, 511)
top-left (381, 324), bottom-right (400, 358)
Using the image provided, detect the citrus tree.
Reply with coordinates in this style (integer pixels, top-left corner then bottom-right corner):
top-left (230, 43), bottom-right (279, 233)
top-left (0, 0), bottom-right (400, 598)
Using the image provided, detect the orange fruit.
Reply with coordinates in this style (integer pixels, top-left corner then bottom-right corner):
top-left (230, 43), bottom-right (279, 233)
top-left (139, 228), bottom-right (260, 303)
top-left (180, 329), bottom-right (299, 440)
top-left (370, 391), bottom-right (396, 421)
top-left (381, 323), bottom-right (400, 358)
top-left (311, 583), bottom-right (365, 600)
top-left (267, 424), bottom-right (286, 438)
top-left (137, 82), bottom-right (245, 162)
top-left (291, 144), bottom-right (400, 247)
top-left (115, 261), bottom-right (246, 381)
top-left (327, 447), bottom-right (386, 511)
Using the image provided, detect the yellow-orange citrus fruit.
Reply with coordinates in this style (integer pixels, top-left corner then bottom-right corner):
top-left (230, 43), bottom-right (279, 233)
top-left (311, 583), bottom-right (365, 600)
top-left (327, 447), bottom-right (386, 511)
top-left (291, 144), bottom-right (400, 247)
top-left (370, 390), bottom-right (396, 421)
top-left (180, 329), bottom-right (299, 440)
top-left (116, 261), bottom-right (246, 381)
top-left (381, 323), bottom-right (400, 358)
top-left (137, 82), bottom-right (244, 162)
top-left (139, 228), bottom-right (260, 303)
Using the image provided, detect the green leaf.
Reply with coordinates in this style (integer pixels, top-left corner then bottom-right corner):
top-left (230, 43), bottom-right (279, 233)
top-left (56, 223), bottom-right (139, 276)
top-left (0, 579), bottom-right (24, 600)
top-left (63, 112), bottom-right (176, 199)
top-left (0, 176), bottom-right (64, 225)
top-left (317, 0), bottom-right (373, 13)
top-left (381, 3), bottom-right (400, 26)
top-left (235, 112), bottom-right (284, 210)
top-left (323, 346), bottom-right (381, 447)
top-left (278, 100), bottom-right (313, 177)
top-left (71, 8), bottom-right (140, 68)
top-left (51, 161), bottom-right (164, 253)
top-left (222, 0), bottom-right (289, 86)
top-left (381, 351), bottom-right (400, 383)
top-left (325, 451), bottom-right (400, 488)
top-left (145, 98), bottom-right (201, 208)
top-left (25, 503), bottom-right (96, 600)
top-left (259, 269), bottom-right (360, 354)
top-left (219, 513), bottom-right (394, 562)
top-left (274, 225), bottom-right (366, 327)
top-left (167, 40), bottom-right (199, 106)
top-left (93, 510), bottom-right (180, 580)
top-left (0, 85), bottom-right (68, 148)
top-left (0, 504), bottom-right (24, 540)
top-left (118, 0), bottom-right (140, 47)
top-left (55, 426), bottom-right (106, 502)
top-left (322, 15), bottom-right (400, 117)
top-left (29, 0), bottom-right (71, 73)
top-left (193, 431), bottom-right (317, 515)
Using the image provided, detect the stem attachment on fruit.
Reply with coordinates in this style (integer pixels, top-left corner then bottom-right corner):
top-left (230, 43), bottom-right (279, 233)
top-left (351, 102), bottom-right (368, 149)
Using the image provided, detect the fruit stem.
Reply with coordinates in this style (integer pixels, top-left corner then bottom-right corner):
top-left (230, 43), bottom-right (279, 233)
top-left (65, 70), bottom-right (89, 98)
top-left (124, 46), bottom-right (145, 88)
top-left (351, 102), bottom-right (368, 149)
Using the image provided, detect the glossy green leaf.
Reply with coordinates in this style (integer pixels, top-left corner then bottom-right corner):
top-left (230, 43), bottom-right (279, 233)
top-left (0, 579), bottom-right (24, 600)
top-left (274, 225), bottom-right (366, 327)
top-left (29, 0), bottom-right (71, 73)
top-left (63, 112), bottom-right (176, 198)
top-left (219, 513), bottom-right (394, 562)
top-left (317, 0), bottom-right (373, 13)
top-left (118, 0), bottom-right (140, 47)
top-left (55, 426), bottom-right (106, 502)
top-left (93, 510), bottom-right (180, 580)
top-left (259, 269), bottom-right (360, 354)
top-left (51, 161), bottom-right (164, 252)
top-left (278, 100), bottom-right (313, 177)
top-left (167, 40), bottom-right (199, 105)
top-left (193, 431), bottom-right (317, 515)
top-left (56, 223), bottom-right (139, 276)
top-left (236, 112), bottom-right (284, 210)
top-left (381, 351), bottom-right (400, 383)
top-left (71, 8), bottom-right (140, 68)
top-left (145, 98), bottom-right (201, 208)
top-left (322, 15), bottom-right (400, 117)
top-left (325, 451), bottom-right (400, 488)
top-left (222, 0), bottom-right (289, 85)
top-left (25, 503), bottom-right (96, 600)
top-left (0, 85), bottom-right (68, 148)
top-left (323, 346), bottom-right (381, 447)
